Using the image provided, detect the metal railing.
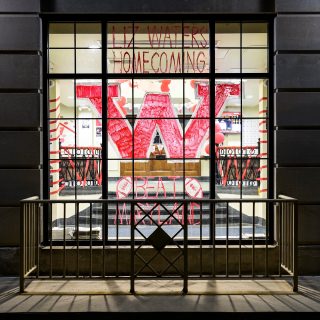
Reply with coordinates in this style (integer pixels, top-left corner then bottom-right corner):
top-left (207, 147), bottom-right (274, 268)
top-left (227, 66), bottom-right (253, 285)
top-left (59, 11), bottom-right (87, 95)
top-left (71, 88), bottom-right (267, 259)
top-left (278, 195), bottom-right (299, 292)
top-left (20, 196), bottom-right (298, 293)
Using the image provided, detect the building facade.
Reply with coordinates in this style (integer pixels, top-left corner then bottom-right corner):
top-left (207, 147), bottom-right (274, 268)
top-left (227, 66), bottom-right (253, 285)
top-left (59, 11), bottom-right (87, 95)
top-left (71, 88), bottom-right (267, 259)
top-left (0, 0), bottom-right (319, 275)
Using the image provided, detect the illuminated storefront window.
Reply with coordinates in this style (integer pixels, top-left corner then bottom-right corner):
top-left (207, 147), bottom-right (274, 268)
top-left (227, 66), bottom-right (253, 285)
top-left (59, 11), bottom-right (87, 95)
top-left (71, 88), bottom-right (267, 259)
top-left (47, 20), bottom-right (269, 241)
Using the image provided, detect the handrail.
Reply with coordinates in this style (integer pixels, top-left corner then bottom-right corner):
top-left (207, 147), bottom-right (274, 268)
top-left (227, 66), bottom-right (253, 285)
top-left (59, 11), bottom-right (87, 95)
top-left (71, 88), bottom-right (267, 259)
top-left (278, 194), bottom-right (298, 201)
top-left (21, 197), bottom-right (297, 204)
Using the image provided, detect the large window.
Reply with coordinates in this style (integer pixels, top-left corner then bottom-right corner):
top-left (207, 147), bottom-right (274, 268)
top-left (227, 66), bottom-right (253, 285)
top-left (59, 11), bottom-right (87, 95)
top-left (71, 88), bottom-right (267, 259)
top-left (47, 19), bottom-right (270, 241)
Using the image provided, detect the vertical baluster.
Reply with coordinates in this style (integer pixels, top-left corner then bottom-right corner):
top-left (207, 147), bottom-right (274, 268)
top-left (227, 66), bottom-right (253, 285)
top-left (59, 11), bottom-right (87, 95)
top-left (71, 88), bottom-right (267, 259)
top-left (116, 202), bottom-right (119, 277)
top-left (102, 202), bottom-right (106, 277)
top-left (30, 204), bottom-right (33, 272)
top-left (183, 201), bottom-right (188, 294)
top-left (29, 204), bottom-right (31, 273)
top-left (285, 202), bottom-right (288, 269)
top-left (292, 202), bottom-right (295, 273)
top-left (283, 202), bottom-right (286, 269)
top-left (288, 202), bottom-right (292, 272)
top-left (90, 202), bottom-right (93, 278)
top-left (239, 201), bottom-right (242, 277)
top-left (293, 201), bottom-right (298, 292)
top-left (288, 202), bottom-right (291, 270)
top-left (226, 201), bottom-right (229, 277)
top-left (278, 202), bottom-right (282, 277)
top-left (32, 204), bottom-right (35, 270)
top-left (76, 202), bottom-right (79, 278)
top-left (265, 203), bottom-right (269, 277)
top-left (20, 202), bottom-right (25, 293)
top-left (32, 203), bottom-right (38, 273)
top-left (200, 202), bottom-right (203, 277)
top-left (29, 203), bottom-right (32, 272)
top-left (212, 202), bottom-right (216, 277)
top-left (252, 202), bottom-right (255, 277)
top-left (49, 203), bottom-right (53, 279)
top-left (130, 202), bottom-right (135, 294)
top-left (291, 202), bottom-right (294, 273)
top-left (63, 202), bottom-right (66, 278)
top-left (26, 204), bottom-right (29, 274)
top-left (26, 204), bottom-right (29, 275)
top-left (36, 203), bottom-right (40, 279)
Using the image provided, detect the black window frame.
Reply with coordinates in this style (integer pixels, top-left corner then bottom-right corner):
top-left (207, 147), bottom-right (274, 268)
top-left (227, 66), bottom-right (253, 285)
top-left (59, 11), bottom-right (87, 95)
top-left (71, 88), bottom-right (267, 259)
top-left (42, 14), bottom-right (275, 246)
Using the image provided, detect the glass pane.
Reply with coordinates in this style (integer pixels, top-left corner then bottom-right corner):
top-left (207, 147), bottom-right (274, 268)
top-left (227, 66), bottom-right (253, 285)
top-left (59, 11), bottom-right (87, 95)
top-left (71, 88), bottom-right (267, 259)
top-left (185, 118), bottom-right (210, 159)
top-left (107, 22), bottom-right (133, 74)
top-left (52, 201), bottom-right (102, 241)
top-left (184, 49), bottom-right (209, 73)
top-left (242, 79), bottom-right (268, 118)
top-left (51, 203), bottom-right (77, 240)
top-left (107, 119), bottom-right (133, 159)
top-left (239, 202), bottom-right (267, 240)
top-left (135, 22), bottom-right (182, 48)
top-left (215, 79), bottom-right (241, 117)
top-left (185, 159), bottom-right (209, 240)
top-left (49, 49), bottom-right (74, 73)
top-left (75, 155), bottom-right (102, 199)
top-left (49, 158), bottom-right (76, 199)
top-left (59, 119), bottom-right (76, 147)
top-left (108, 160), bottom-right (125, 198)
top-left (131, 48), bottom-right (182, 74)
top-left (134, 79), bottom-right (183, 117)
top-left (215, 48), bottom-right (240, 73)
top-left (107, 49), bottom-right (133, 74)
top-left (242, 119), bottom-right (261, 147)
top-left (107, 22), bottom-right (133, 48)
top-left (50, 156), bottom-right (76, 198)
top-left (49, 119), bottom-right (75, 159)
top-left (242, 49), bottom-right (268, 73)
top-left (242, 23), bottom-right (268, 48)
top-left (76, 49), bottom-right (102, 73)
top-left (49, 23), bottom-right (74, 48)
top-left (184, 22), bottom-right (209, 73)
top-left (215, 158), bottom-right (241, 199)
top-left (107, 79), bottom-right (133, 118)
top-left (108, 166), bottom-right (131, 240)
top-left (76, 23), bottom-right (101, 48)
top-left (76, 79), bottom-right (102, 118)
top-left (133, 117), bottom-right (183, 159)
top-left (133, 22), bottom-right (183, 74)
top-left (76, 119), bottom-right (101, 148)
top-left (184, 22), bottom-right (209, 48)
top-left (257, 160), bottom-right (268, 198)
top-left (218, 118), bottom-right (241, 148)
top-left (110, 49), bottom-right (184, 74)
top-left (49, 79), bottom-right (74, 118)
top-left (185, 79), bottom-right (210, 117)
top-left (132, 163), bottom-right (184, 199)
top-left (241, 155), bottom-right (265, 196)
top-left (215, 23), bottom-right (240, 47)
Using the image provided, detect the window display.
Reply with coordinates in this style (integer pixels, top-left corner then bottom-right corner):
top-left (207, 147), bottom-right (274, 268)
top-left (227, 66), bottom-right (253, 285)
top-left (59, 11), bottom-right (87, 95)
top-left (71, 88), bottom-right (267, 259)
top-left (48, 21), bottom-right (269, 241)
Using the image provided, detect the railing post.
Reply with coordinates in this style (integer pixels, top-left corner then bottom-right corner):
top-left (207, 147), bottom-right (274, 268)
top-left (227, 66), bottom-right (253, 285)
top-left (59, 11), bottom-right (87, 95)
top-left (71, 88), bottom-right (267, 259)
top-left (183, 202), bottom-right (188, 294)
top-left (293, 201), bottom-right (299, 292)
top-left (130, 202), bottom-right (135, 294)
top-left (19, 202), bottom-right (25, 293)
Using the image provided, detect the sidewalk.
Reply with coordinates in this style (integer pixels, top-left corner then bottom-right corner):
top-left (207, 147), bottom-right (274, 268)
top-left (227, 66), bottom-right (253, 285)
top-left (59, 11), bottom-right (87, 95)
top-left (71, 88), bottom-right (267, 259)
top-left (0, 276), bottom-right (319, 317)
